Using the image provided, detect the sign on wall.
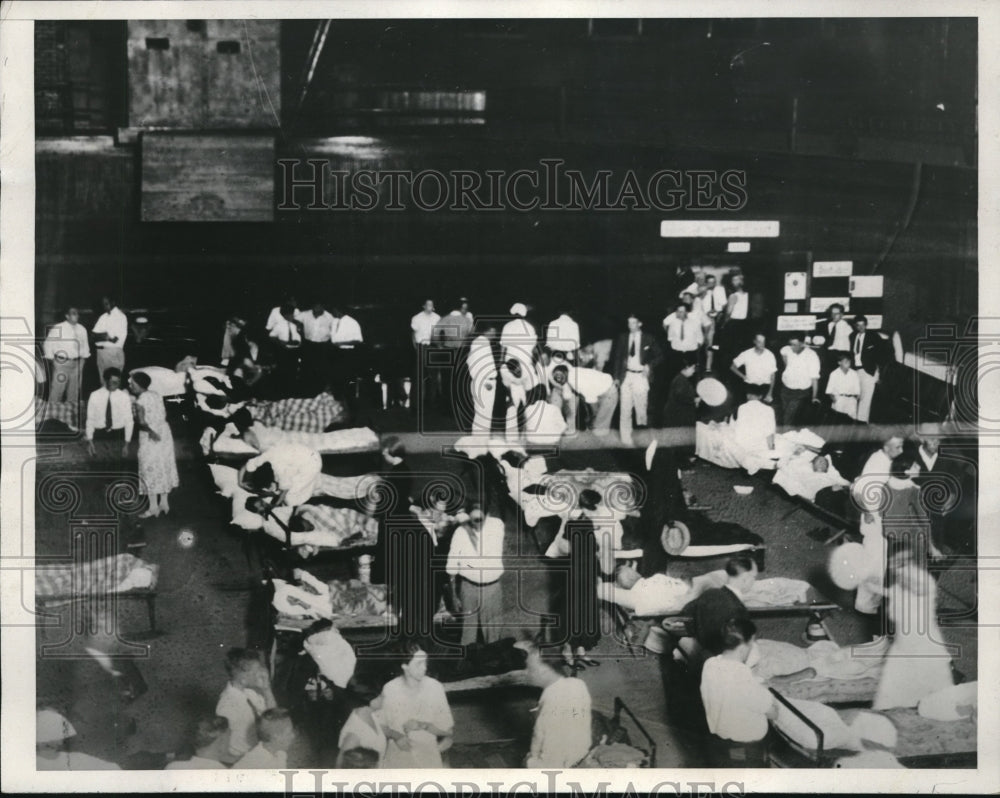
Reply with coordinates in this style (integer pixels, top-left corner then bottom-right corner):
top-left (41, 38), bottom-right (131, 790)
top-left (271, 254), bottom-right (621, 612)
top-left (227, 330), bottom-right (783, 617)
top-left (784, 272), bottom-right (808, 300)
top-left (812, 260), bottom-right (853, 278)
top-left (849, 275), bottom-right (884, 298)
top-left (810, 297), bottom-right (851, 313)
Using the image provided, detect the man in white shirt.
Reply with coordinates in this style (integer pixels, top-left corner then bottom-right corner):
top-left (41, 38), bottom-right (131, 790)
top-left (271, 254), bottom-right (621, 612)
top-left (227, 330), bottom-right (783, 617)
top-left (91, 295), bottom-right (128, 379)
top-left (44, 307), bottom-right (91, 403)
top-left (663, 303), bottom-right (704, 357)
top-left (730, 334), bottom-right (777, 404)
top-left (718, 272), bottom-right (750, 368)
top-left (412, 299), bottom-right (442, 408)
top-left (300, 301), bottom-right (334, 393)
top-left (546, 309), bottom-right (581, 362)
top-left (852, 434), bottom-right (904, 516)
top-left (446, 509), bottom-right (505, 645)
top-left (269, 302), bottom-right (303, 388)
top-left (216, 649), bottom-right (276, 760)
top-left (549, 364), bottom-right (618, 436)
top-left (778, 334), bottom-right (822, 427)
top-left (328, 306), bottom-right (364, 390)
top-left (825, 353), bottom-right (861, 419)
top-left (433, 297), bottom-right (475, 350)
top-left (524, 645), bottom-right (592, 769)
top-left (467, 326), bottom-right (500, 434)
top-left (266, 296), bottom-right (303, 333)
top-left (411, 298), bottom-right (440, 347)
top-left (242, 442), bottom-right (322, 508)
top-left (821, 303), bottom-right (853, 371)
top-left (85, 368), bottom-right (134, 459)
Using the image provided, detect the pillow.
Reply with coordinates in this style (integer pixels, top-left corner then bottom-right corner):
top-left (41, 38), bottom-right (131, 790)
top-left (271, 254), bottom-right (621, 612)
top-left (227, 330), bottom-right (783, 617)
top-left (918, 682), bottom-right (977, 721)
top-left (209, 464), bottom-right (239, 498)
top-left (232, 488), bottom-right (264, 530)
top-left (774, 697), bottom-right (861, 752)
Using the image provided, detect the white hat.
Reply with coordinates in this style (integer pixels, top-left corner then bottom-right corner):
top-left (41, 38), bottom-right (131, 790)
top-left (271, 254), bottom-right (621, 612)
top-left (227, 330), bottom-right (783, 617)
top-left (696, 377), bottom-right (728, 407)
top-left (36, 709), bottom-right (76, 744)
top-left (509, 303), bottom-right (527, 317)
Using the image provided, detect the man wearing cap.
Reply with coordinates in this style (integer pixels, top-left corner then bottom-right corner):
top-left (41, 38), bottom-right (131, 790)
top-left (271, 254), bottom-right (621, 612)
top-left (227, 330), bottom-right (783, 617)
top-left (545, 308), bottom-right (581, 363)
top-left (91, 295), bottom-right (128, 380)
top-left (610, 314), bottom-right (662, 447)
top-left (778, 334), bottom-right (822, 427)
top-left (501, 303), bottom-right (538, 369)
top-left (43, 307), bottom-right (90, 404)
top-left (36, 708), bottom-right (120, 770)
top-left (849, 315), bottom-right (890, 423)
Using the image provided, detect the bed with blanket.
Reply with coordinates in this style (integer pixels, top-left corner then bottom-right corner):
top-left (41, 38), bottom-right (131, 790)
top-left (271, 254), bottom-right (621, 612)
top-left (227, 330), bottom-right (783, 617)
top-left (35, 553), bottom-right (160, 634)
top-left (204, 425), bottom-right (380, 460)
top-left (209, 463), bottom-right (382, 554)
top-left (767, 687), bottom-right (977, 768)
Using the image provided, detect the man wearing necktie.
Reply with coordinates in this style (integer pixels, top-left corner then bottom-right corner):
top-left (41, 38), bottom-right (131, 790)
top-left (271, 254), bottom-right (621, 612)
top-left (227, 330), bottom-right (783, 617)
top-left (611, 314), bottom-right (662, 447)
top-left (85, 368), bottom-right (134, 460)
top-left (268, 302), bottom-right (303, 395)
top-left (848, 315), bottom-right (888, 423)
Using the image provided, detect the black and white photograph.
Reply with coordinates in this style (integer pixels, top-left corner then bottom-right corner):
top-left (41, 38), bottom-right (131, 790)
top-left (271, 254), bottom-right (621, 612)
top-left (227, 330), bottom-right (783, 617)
top-left (1, 3), bottom-right (997, 793)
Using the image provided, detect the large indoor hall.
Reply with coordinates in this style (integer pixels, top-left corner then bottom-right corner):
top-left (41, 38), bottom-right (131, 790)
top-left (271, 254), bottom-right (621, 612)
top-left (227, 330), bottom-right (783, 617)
top-left (20, 15), bottom-right (982, 778)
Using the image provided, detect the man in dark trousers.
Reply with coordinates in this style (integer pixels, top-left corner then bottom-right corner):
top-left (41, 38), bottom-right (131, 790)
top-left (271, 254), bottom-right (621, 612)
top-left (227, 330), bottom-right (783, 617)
top-left (610, 314), bottom-right (662, 447)
top-left (848, 315), bottom-right (891, 423)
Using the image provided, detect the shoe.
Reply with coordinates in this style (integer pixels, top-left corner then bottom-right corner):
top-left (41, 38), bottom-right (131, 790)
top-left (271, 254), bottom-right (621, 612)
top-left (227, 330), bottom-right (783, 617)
top-left (575, 655), bottom-right (600, 667)
top-left (137, 509), bottom-right (158, 519)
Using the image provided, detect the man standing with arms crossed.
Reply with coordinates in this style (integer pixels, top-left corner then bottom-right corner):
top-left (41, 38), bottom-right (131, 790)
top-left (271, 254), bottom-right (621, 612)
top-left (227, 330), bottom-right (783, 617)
top-left (92, 295), bottom-right (127, 380)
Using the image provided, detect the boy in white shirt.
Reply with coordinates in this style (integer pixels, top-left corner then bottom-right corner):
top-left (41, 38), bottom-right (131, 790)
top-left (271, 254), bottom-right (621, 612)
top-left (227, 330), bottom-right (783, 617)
top-left (215, 649), bottom-right (276, 759)
top-left (233, 708), bottom-right (296, 769)
top-left (825, 353), bottom-right (861, 420)
top-left (700, 618), bottom-right (777, 767)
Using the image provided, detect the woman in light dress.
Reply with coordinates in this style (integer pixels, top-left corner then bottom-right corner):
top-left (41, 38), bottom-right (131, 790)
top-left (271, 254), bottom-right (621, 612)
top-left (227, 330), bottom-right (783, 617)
top-left (872, 551), bottom-right (954, 709)
top-left (128, 371), bottom-right (179, 517)
top-left (337, 676), bottom-right (388, 767)
top-left (379, 642), bottom-right (454, 768)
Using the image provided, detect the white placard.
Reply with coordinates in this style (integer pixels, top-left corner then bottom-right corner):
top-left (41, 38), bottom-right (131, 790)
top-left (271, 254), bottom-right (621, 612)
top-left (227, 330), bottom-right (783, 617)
top-left (784, 272), bottom-right (807, 300)
top-left (727, 241), bottom-right (751, 252)
top-left (776, 315), bottom-right (821, 332)
top-left (812, 260), bottom-right (853, 277)
top-left (660, 220), bottom-right (780, 237)
top-left (849, 275), bottom-right (884, 297)
top-left (865, 315), bottom-right (883, 330)
top-left (810, 297), bottom-right (850, 313)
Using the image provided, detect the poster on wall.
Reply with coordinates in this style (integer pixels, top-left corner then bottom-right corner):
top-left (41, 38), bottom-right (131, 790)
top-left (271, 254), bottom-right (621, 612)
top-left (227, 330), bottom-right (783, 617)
top-left (850, 275), bottom-right (885, 297)
top-left (810, 297), bottom-right (851, 313)
top-left (812, 260), bottom-right (853, 277)
top-left (784, 272), bottom-right (808, 300)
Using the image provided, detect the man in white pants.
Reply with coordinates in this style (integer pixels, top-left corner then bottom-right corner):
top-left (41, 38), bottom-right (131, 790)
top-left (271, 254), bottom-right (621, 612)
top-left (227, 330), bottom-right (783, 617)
top-left (610, 314), bottom-right (662, 447)
top-left (848, 315), bottom-right (890, 423)
top-left (548, 364), bottom-right (618, 436)
top-left (92, 295), bottom-right (128, 379)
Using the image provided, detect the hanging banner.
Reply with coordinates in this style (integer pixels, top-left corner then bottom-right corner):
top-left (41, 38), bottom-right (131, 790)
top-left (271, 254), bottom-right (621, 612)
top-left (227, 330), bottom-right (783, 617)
top-left (813, 260), bottom-right (853, 277)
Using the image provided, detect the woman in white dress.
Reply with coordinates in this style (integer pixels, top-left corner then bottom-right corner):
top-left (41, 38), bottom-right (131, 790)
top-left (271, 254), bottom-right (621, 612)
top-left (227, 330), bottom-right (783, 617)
top-left (380, 643), bottom-right (454, 769)
top-left (337, 678), bottom-right (388, 767)
top-left (872, 552), bottom-right (954, 709)
top-left (128, 371), bottom-right (179, 517)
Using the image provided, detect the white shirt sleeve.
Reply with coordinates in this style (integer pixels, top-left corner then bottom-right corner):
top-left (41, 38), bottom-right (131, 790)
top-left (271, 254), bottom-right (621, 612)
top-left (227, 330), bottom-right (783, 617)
top-left (121, 393), bottom-right (134, 441)
top-left (85, 390), bottom-right (102, 440)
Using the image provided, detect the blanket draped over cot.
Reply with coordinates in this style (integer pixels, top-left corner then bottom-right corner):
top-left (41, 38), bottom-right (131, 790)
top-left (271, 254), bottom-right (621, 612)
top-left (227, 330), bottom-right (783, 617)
top-left (206, 426), bottom-right (380, 457)
top-left (35, 553), bottom-right (157, 597)
top-left (35, 397), bottom-right (80, 430)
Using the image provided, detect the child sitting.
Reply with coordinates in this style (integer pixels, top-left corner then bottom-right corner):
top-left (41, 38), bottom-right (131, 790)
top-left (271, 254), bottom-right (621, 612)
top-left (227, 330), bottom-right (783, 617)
top-left (699, 618), bottom-right (778, 767)
top-left (214, 649), bottom-right (277, 760)
top-left (233, 708), bottom-right (296, 769)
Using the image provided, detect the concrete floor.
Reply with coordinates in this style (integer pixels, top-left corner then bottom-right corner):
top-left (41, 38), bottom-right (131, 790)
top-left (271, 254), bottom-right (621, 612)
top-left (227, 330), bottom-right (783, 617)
top-left (35, 406), bottom-right (978, 769)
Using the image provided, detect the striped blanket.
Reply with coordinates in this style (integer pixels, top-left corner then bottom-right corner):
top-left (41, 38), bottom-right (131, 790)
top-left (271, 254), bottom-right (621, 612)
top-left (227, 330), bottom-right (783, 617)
top-left (35, 553), bottom-right (156, 598)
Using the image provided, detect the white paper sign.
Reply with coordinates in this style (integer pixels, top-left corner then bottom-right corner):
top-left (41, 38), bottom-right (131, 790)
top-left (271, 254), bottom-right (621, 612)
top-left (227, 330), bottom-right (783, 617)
top-left (784, 272), bottom-right (807, 300)
top-left (810, 297), bottom-right (850, 313)
top-left (812, 260), bottom-right (853, 277)
top-left (660, 220), bottom-right (780, 237)
top-left (849, 275), bottom-right (884, 297)
top-left (865, 315), bottom-right (884, 330)
top-left (777, 315), bottom-right (821, 331)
